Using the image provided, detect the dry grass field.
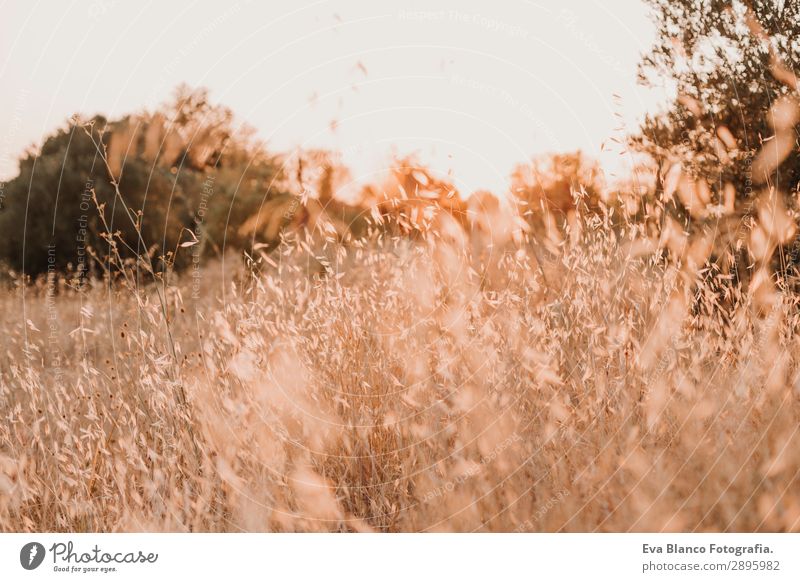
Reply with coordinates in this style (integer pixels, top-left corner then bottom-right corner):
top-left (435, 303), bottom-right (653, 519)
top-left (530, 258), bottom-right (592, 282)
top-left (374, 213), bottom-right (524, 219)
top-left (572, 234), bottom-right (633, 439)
top-left (1, 192), bottom-right (799, 532)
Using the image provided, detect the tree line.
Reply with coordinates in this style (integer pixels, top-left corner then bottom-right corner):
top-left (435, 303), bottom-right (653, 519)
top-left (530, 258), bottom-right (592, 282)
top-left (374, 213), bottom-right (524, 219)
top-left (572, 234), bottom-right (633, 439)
top-left (3, 0), bottom-right (799, 281)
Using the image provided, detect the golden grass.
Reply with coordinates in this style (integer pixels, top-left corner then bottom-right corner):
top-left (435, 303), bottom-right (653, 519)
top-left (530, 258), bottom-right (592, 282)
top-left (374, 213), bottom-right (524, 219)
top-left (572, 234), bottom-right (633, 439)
top-left (0, 201), bottom-right (799, 533)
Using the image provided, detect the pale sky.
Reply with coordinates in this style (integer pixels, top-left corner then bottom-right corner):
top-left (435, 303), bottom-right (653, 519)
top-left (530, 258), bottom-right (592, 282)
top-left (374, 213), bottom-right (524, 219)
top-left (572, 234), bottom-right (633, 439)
top-left (0, 0), bottom-right (664, 196)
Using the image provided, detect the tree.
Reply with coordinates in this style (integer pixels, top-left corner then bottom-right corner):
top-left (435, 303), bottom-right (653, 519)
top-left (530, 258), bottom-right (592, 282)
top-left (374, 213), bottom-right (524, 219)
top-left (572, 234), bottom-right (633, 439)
top-left (633, 0), bottom-right (800, 291)
top-left (511, 151), bottom-right (604, 221)
top-left (635, 0), bottom-right (800, 214)
top-left (0, 86), bottom-right (286, 277)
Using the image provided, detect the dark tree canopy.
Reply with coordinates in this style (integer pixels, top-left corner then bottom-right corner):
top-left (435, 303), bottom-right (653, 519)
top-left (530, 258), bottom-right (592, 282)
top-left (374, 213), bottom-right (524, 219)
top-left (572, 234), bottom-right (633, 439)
top-left (0, 86), bottom-right (288, 277)
top-left (635, 0), bottom-right (800, 205)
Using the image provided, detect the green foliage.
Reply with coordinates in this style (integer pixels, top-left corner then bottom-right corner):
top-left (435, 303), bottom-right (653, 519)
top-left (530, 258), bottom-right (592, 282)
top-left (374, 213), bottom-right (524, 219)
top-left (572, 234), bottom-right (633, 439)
top-left (0, 87), bottom-right (288, 277)
top-left (635, 0), bottom-right (800, 200)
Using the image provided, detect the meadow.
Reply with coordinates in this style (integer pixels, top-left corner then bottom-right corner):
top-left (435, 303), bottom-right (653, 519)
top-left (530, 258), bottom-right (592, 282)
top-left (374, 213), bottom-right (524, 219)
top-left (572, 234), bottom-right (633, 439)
top-left (1, 187), bottom-right (798, 532)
